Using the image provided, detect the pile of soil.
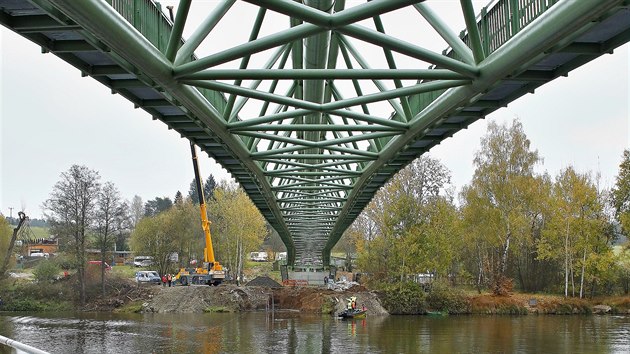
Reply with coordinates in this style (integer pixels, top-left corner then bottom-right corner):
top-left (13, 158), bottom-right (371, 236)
top-left (142, 284), bottom-right (274, 313)
top-left (140, 283), bottom-right (388, 315)
top-left (246, 276), bottom-right (282, 288)
top-left (272, 287), bottom-right (335, 313)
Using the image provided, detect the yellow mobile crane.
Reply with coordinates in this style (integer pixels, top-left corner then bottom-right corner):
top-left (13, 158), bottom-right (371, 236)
top-left (175, 143), bottom-right (225, 286)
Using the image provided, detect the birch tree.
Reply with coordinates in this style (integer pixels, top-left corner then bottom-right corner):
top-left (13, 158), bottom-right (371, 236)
top-left (611, 149), bottom-right (630, 234)
top-left (461, 119), bottom-right (541, 294)
top-left (95, 182), bottom-right (127, 296)
top-left (353, 155), bottom-right (455, 282)
top-left (209, 182), bottom-right (267, 284)
top-left (538, 167), bottom-right (604, 297)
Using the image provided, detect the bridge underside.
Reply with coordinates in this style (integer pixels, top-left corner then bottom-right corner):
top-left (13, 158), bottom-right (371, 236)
top-left (1, 0), bottom-right (629, 267)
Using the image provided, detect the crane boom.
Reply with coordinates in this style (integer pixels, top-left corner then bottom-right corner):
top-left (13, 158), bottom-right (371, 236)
top-left (190, 142), bottom-right (215, 264)
top-left (174, 142), bottom-right (224, 286)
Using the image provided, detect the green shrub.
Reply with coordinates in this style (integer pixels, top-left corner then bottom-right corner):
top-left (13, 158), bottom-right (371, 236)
top-left (426, 280), bottom-right (470, 314)
top-left (2, 298), bottom-right (45, 311)
top-left (33, 260), bottom-right (61, 283)
top-left (0, 297), bottom-right (71, 312)
top-left (321, 297), bottom-right (336, 314)
top-left (5, 280), bottom-right (73, 304)
top-left (554, 303), bottom-right (573, 315)
top-left (378, 282), bottom-right (427, 314)
top-left (53, 254), bottom-right (75, 270)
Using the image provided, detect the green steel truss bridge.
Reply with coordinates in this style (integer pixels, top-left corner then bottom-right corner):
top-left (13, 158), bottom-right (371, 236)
top-left (2, 0), bottom-right (629, 267)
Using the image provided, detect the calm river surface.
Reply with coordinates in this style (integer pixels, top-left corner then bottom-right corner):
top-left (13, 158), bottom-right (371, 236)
top-left (1, 311), bottom-right (629, 353)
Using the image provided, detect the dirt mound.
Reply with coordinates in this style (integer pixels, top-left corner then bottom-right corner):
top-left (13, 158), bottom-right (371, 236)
top-left (347, 284), bottom-right (367, 292)
top-left (141, 283), bottom-right (388, 315)
top-left (272, 287), bottom-right (334, 313)
top-left (271, 287), bottom-right (388, 316)
top-left (246, 276), bottom-right (282, 288)
top-left (143, 284), bottom-right (273, 313)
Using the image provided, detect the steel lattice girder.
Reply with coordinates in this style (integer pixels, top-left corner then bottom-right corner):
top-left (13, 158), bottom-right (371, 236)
top-left (41, 0), bottom-right (630, 266)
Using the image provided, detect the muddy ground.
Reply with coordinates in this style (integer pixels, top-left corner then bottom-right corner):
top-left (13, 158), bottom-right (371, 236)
top-left (140, 283), bottom-right (388, 316)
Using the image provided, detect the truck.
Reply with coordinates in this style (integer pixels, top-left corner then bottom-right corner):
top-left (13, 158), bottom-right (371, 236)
top-left (174, 143), bottom-right (226, 286)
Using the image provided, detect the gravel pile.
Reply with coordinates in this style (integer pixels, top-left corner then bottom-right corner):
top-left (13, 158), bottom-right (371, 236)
top-left (246, 276), bottom-right (282, 288)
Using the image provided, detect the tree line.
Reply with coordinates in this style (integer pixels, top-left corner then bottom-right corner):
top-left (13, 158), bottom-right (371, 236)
top-left (130, 180), bottom-right (267, 284)
top-left (0, 166), bottom-right (267, 305)
top-left (3, 118), bottom-right (629, 300)
top-left (344, 119), bottom-right (630, 297)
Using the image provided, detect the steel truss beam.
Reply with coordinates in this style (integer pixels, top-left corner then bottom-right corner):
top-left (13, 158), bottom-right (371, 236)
top-left (41, 0), bottom-right (626, 269)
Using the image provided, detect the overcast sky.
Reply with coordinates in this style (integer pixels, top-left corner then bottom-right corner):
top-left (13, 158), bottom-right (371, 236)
top-left (1, 1), bottom-right (628, 220)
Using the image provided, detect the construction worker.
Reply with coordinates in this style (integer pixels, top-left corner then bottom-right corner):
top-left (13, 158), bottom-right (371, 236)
top-left (347, 296), bottom-right (357, 310)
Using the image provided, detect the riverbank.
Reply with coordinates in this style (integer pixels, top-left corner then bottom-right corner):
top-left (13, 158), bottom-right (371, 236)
top-left (133, 283), bottom-right (388, 316)
top-left (1, 275), bottom-right (629, 316)
top-left (469, 293), bottom-right (630, 315)
top-left (107, 281), bottom-right (630, 316)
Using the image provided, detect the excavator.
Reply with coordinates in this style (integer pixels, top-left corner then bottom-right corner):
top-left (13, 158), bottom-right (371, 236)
top-left (174, 142), bottom-right (225, 286)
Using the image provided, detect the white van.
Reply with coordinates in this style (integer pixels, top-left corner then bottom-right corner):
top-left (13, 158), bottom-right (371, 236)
top-left (133, 256), bottom-right (154, 267)
top-left (135, 271), bottom-right (161, 284)
top-left (249, 252), bottom-right (268, 262)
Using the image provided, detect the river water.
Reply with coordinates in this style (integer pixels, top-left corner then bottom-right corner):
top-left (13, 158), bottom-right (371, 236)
top-left (1, 311), bottom-right (629, 353)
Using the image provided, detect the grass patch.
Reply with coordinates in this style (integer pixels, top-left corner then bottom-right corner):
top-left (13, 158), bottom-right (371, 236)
top-left (203, 306), bottom-right (232, 313)
top-left (1, 297), bottom-right (72, 312)
top-left (470, 295), bottom-right (527, 315)
top-left (597, 296), bottom-right (630, 309)
top-left (536, 297), bottom-right (591, 315)
top-left (111, 265), bottom-right (139, 278)
top-left (27, 226), bottom-right (50, 239)
top-left (114, 301), bottom-right (145, 313)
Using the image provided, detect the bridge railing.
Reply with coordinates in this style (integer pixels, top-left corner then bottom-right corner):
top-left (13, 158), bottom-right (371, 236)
top-left (406, 0), bottom-right (561, 122)
top-left (472, 0), bottom-right (560, 56)
top-left (104, 0), bottom-right (228, 116)
top-left (102, 0), bottom-right (560, 125)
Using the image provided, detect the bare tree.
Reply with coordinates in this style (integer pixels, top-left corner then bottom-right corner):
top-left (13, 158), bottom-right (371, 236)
top-left (0, 212), bottom-right (28, 279)
top-left (130, 195), bottom-right (144, 229)
top-left (44, 165), bottom-right (101, 305)
top-left (95, 182), bottom-right (127, 296)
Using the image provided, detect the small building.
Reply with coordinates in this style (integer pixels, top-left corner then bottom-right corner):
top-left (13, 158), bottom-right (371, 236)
top-left (25, 237), bottom-right (59, 256)
top-left (86, 249), bottom-right (133, 266)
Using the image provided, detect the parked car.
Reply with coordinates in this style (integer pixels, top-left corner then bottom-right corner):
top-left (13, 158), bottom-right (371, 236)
top-left (135, 271), bottom-right (161, 284)
top-left (88, 260), bottom-right (112, 271)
